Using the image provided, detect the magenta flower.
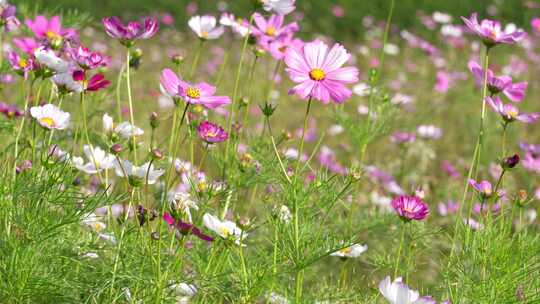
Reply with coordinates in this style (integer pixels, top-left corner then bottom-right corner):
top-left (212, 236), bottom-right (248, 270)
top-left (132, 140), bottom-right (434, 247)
top-left (391, 195), bottom-right (429, 221)
top-left (486, 96), bottom-right (540, 124)
top-left (72, 70), bottom-right (111, 92)
top-left (197, 121), bottom-right (229, 144)
top-left (391, 132), bottom-right (416, 144)
top-left (532, 18), bottom-right (540, 36)
top-left (163, 212), bottom-right (214, 242)
top-left (0, 102), bottom-right (23, 118)
top-left (469, 179), bottom-right (493, 198)
top-left (461, 13), bottom-right (526, 47)
top-left (12, 37), bottom-right (40, 55)
top-left (67, 45), bottom-right (108, 70)
top-left (468, 60), bottom-right (527, 102)
top-left (160, 68), bottom-right (231, 109)
top-left (0, 4), bottom-right (19, 32)
top-left (102, 16), bottom-right (158, 46)
top-left (25, 15), bottom-right (77, 47)
top-left (7, 52), bottom-right (34, 79)
top-left (284, 40), bottom-right (359, 104)
top-left (252, 13), bottom-right (299, 48)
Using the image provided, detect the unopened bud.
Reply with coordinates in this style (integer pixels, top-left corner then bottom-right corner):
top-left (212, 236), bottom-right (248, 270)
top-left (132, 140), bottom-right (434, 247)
top-left (171, 54), bottom-right (184, 65)
top-left (150, 112), bottom-right (159, 129)
top-left (152, 148), bottom-right (163, 160)
top-left (131, 48), bottom-right (143, 59)
top-left (254, 48), bottom-right (266, 57)
top-left (111, 144), bottom-right (123, 155)
top-left (502, 154), bottom-right (520, 169)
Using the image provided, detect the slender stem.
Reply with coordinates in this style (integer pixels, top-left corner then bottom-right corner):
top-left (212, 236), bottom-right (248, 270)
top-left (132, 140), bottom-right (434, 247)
top-left (241, 55), bottom-right (259, 135)
top-left (238, 239), bottom-right (249, 301)
top-left (294, 97), bottom-right (312, 179)
top-left (189, 40), bottom-right (204, 79)
top-left (125, 48), bottom-right (138, 164)
top-left (115, 63), bottom-right (126, 122)
top-left (393, 224), bottom-right (406, 278)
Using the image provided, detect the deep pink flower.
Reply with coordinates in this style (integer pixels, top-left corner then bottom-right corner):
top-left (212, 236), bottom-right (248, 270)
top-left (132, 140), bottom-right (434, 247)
top-left (160, 68), bottom-right (231, 109)
top-left (163, 212), bottom-right (214, 242)
top-left (461, 13), bottom-right (526, 46)
top-left (102, 16), bottom-right (158, 46)
top-left (0, 4), bottom-right (19, 32)
top-left (532, 18), bottom-right (540, 35)
top-left (25, 15), bottom-right (77, 46)
top-left (251, 13), bottom-right (299, 48)
top-left (468, 60), bottom-right (527, 102)
top-left (0, 102), bottom-right (24, 118)
top-left (391, 195), bottom-right (429, 221)
top-left (486, 96), bottom-right (540, 124)
top-left (284, 40), bottom-right (359, 104)
top-left (7, 52), bottom-right (34, 79)
top-left (71, 70), bottom-right (110, 92)
top-left (197, 121), bottom-right (228, 144)
top-left (67, 45), bottom-right (108, 70)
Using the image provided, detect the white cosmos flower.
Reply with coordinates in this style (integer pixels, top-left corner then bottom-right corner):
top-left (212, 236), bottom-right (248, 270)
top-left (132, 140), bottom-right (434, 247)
top-left (432, 11), bottom-right (452, 24)
top-left (114, 159), bottom-right (165, 185)
top-left (353, 83), bottom-right (371, 97)
top-left (188, 15), bottom-right (224, 40)
top-left (168, 191), bottom-right (199, 223)
top-left (114, 121), bottom-right (144, 138)
top-left (81, 213), bottom-right (107, 232)
top-left (34, 46), bottom-right (70, 72)
top-left (261, 0), bottom-right (296, 15)
top-left (202, 213), bottom-right (246, 245)
top-left (98, 232), bottom-right (117, 245)
top-left (275, 205), bottom-right (291, 223)
top-left (30, 104), bottom-right (70, 130)
top-left (266, 292), bottom-right (290, 304)
top-left (379, 276), bottom-right (419, 304)
top-left (170, 282), bottom-right (197, 297)
top-left (73, 145), bottom-right (116, 174)
top-left (53, 70), bottom-right (84, 93)
top-left (103, 113), bottom-right (114, 133)
top-left (220, 13), bottom-right (250, 37)
top-left (416, 125), bottom-right (442, 140)
top-left (330, 243), bottom-right (368, 258)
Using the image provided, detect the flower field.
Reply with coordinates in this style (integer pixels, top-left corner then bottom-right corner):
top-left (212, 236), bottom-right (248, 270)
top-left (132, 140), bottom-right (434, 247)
top-left (1, 0), bottom-right (540, 303)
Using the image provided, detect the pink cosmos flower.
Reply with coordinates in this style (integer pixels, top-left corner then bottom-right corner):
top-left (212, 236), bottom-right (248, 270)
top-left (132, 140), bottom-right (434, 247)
top-left (12, 37), bottom-right (39, 55)
top-left (25, 15), bottom-right (77, 47)
top-left (0, 4), bottom-right (19, 32)
top-left (102, 16), bottom-right (158, 46)
top-left (532, 18), bottom-right (540, 36)
top-left (461, 13), bottom-right (526, 47)
top-left (469, 179), bottom-right (493, 198)
top-left (268, 35), bottom-right (304, 60)
top-left (284, 40), bottom-right (359, 104)
top-left (197, 121), bottom-right (228, 144)
top-left (160, 68), bottom-right (231, 109)
top-left (251, 13), bottom-right (299, 48)
top-left (468, 60), bottom-right (527, 102)
top-left (67, 45), bottom-right (108, 70)
top-left (0, 102), bottom-right (23, 118)
top-left (486, 96), bottom-right (540, 124)
top-left (391, 132), bottom-right (416, 144)
top-left (7, 52), bottom-right (34, 79)
top-left (391, 195), bottom-right (429, 221)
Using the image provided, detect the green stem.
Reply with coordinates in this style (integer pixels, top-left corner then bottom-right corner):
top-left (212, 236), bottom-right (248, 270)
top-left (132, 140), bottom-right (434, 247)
top-left (126, 48), bottom-right (138, 164)
top-left (189, 40), bottom-right (204, 79)
top-left (393, 224), bottom-right (406, 278)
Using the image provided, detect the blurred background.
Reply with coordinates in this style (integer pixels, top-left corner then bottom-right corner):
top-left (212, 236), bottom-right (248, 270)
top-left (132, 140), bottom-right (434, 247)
top-left (11, 0), bottom-right (536, 40)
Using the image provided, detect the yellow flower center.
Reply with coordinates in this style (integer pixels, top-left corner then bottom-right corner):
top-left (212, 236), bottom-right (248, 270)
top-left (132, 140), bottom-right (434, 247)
top-left (219, 227), bottom-right (231, 237)
top-left (40, 117), bottom-right (56, 128)
top-left (507, 109), bottom-right (519, 118)
top-left (46, 30), bottom-right (62, 40)
top-left (186, 87), bottom-right (201, 99)
top-left (193, 105), bottom-right (204, 113)
top-left (18, 59), bottom-right (28, 68)
top-left (266, 26), bottom-right (276, 36)
top-left (201, 31), bottom-right (209, 39)
top-left (309, 68), bottom-right (326, 81)
top-left (339, 247), bottom-right (352, 255)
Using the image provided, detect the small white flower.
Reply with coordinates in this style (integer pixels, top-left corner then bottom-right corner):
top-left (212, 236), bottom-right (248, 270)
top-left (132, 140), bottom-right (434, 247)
top-left (266, 292), bottom-right (290, 304)
top-left (81, 213), bottom-right (107, 232)
top-left (353, 83), bottom-right (371, 97)
top-left (53, 70), bottom-right (83, 93)
top-left (30, 104), bottom-right (70, 130)
top-left (327, 124), bottom-right (344, 136)
top-left (188, 15), bottom-right (224, 40)
top-left (34, 46), bottom-right (70, 72)
top-left (275, 205), bottom-right (291, 223)
top-left (417, 125), bottom-right (442, 140)
top-left (440, 24), bottom-right (462, 37)
top-left (114, 159), bottom-right (165, 185)
top-left (383, 43), bottom-right (399, 56)
top-left (330, 243), bottom-right (368, 258)
top-left (103, 113), bottom-right (114, 133)
top-left (432, 11), bottom-right (452, 24)
top-left (81, 252), bottom-right (99, 259)
top-left (391, 93), bottom-right (415, 106)
top-left (114, 121), bottom-right (144, 139)
top-left (220, 13), bottom-right (250, 37)
top-left (98, 232), bottom-right (117, 245)
top-left (261, 0), bottom-right (296, 15)
top-left (74, 145), bottom-right (116, 174)
top-left (202, 213), bottom-right (246, 245)
top-left (378, 276), bottom-right (419, 304)
top-left (170, 282), bottom-right (198, 297)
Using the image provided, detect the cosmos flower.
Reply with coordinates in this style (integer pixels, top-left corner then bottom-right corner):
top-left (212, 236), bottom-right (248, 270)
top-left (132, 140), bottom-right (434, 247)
top-left (188, 15), bottom-right (224, 40)
top-left (391, 132), bottom-right (416, 144)
top-left (0, 102), bottom-right (23, 118)
top-left (330, 243), bottom-right (368, 258)
top-left (66, 45), bottom-right (108, 70)
top-left (251, 13), bottom-right (299, 48)
top-left (268, 35), bottom-right (304, 60)
top-left (7, 52), bottom-right (34, 79)
top-left (160, 68), bottom-right (231, 109)
top-left (25, 15), bottom-right (77, 48)
top-left (416, 125), bottom-right (442, 140)
top-left (468, 179), bottom-right (494, 198)
top-left (72, 145), bottom-right (116, 174)
top-left (379, 276), bottom-right (436, 304)
top-left (197, 121), bottom-right (229, 144)
top-left (284, 40), bottom-right (359, 104)
top-left (220, 13), bottom-right (250, 37)
top-left (102, 16), bottom-right (158, 46)
top-left (261, 0), bottom-right (296, 15)
top-left (532, 18), bottom-right (540, 36)
top-left (30, 104), bottom-right (70, 130)
top-left (0, 3), bottom-right (19, 32)
top-left (114, 159), bottom-right (165, 186)
top-left (163, 212), bottom-right (213, 242)
top-left (71, 70), bottom-right (111, 92)
top-left (12, 37), bottom-right (39, 55)
top-left (391, 195), bottom-right (429, 221)
top-left (468, 60), bottom-right (527, 102)
top-left (202, 213), bottom-right (247, 245)
top-left (486, 96), bottom-right (539, 124)
top-left (167, 191), bottom-right (199, 223)
top-left (114, 121), bottom-right (144, 139)
top-left (461, 13), bottom-right (526, 47)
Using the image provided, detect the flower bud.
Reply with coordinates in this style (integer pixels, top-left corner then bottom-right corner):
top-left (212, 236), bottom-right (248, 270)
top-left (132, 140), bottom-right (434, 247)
top-left (171, 54), bottom-right (184, 65)
top-left (111, 144), bottom-right (123, 155)
top-left (152, 148), bottom-right (163, 160)
top-left (254, 48), bottom-right (266, 57)
top-left (502, 154), bottom-right (520, 169)
top-left (150, 112), bottom-right (159, 129)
